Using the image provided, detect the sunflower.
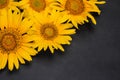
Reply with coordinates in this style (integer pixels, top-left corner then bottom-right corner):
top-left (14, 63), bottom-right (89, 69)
top-left (29, 11), bottom-right (76, 53)
top-left (54, 0), bottom-right (106, 28)
top-left (17, 0), bottom-right (56, 18)
top-left (0, 9), bottom-right (37, 71)
top-left (0, 0), bottom-right (18, 15)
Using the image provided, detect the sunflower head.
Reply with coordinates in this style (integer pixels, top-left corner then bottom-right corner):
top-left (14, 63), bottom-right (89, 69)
top-left (54, 0), bottom-right (106, 28)
top-left (0, 9), bottom-right (37, 71)
top-left (29, 11), bottom-right (76, 53)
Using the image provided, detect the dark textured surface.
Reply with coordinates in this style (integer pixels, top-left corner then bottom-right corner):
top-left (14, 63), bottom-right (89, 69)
top-left (1, 0), bottom-right (120, 80)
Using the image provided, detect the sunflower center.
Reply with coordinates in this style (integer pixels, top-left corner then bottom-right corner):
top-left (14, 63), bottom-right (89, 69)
top-left (1, 34), bottom-right (16, 51)
top-left (44, 28), bottom-right (54, 37)
top-left (40, 23), bottom-right (58, 40)
top-left (65, 0), bottom-right (84, 15)
top-left (0, 0), bottom-right (9, 9)
top-left (29, 0), bottom-right (46, 12)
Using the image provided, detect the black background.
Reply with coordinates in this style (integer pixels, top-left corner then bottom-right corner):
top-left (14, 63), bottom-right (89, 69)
top-left (1, 0), bottom-right (120, 80)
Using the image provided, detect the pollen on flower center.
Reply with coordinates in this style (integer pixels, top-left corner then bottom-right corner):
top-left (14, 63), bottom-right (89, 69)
top-left (1, 34), bottom-right (17, 51)
top-left (65, 0), bottom-right (84, 15)
top-left (40, 23), bottom-right (58, 40)
top-left (44, 28), bottom-right (54, 37)
top-left (0, 0), bottom-right (9, 9)
top-left (29, 0), bottom-right (46, 12)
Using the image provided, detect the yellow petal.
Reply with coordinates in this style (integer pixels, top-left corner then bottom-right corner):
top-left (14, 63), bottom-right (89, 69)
top-left (16, 53), bottom-right (25, 64)
top-left (56, 44), bottom-right (64, 52)
top-left (17, 48), bottom-right (32, 61)
top-left (8, 9), bottom-right (13, 27)
top-left (72, 20), bottom-right (78, 29)
top-left (1, 54), bottom-right (8, 69)
top-left (88, 13), bottom-right (96, 25)
top-left (49, 45), bottom-right (54, 53)
top-left (21, 46), bottom-right (37, 56)
top-left (8, 53), bottom-right (14, 71)
top-left (60, 29), bottom-right (76, 35)
top-left (95, 1), bottom-right (106, 4)
top-left (13, 54), bottom-right (19, 70)
top-left (0, 53), bottom-right (3, 70)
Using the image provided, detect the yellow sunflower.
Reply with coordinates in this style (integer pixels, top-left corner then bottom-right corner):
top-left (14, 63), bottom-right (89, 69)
top-left (29, 12), bottom-right (76, 53)
top-left (0, 9), bottom-right (37, 71)
top-left (0, 0), bottom-right (18, 15)
top-left (54, 0), bottom-right (106, 28)
top-left (17, 0), bottom-right (56, 18)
